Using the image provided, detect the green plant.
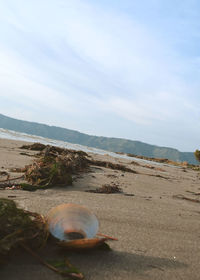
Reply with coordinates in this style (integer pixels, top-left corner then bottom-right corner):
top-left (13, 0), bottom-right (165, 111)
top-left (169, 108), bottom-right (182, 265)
top-left (194, 149), bottom-right (200, 162)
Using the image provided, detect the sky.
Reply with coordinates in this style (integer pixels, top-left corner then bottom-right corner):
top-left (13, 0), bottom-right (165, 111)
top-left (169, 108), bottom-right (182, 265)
top-left (0, 0), bottom-right (200, 152)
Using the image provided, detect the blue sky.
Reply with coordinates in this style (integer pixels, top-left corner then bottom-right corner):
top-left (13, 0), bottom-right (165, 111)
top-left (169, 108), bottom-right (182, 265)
top-left (0, 0), bottom-right (200, 151)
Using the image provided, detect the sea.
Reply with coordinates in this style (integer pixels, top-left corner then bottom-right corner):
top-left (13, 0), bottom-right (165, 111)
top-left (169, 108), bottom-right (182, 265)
top-left (0, 128), bottom-right (160, 165)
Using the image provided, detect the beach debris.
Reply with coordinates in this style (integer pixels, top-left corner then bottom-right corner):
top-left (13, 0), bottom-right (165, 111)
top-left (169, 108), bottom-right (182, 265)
top-left (47, 203), bottom-right (99, 241)
top-left (0, 200), bottom-right (116, 278)
top-left (20, 143), bottom-right (88, 158)
top-left (5, 142), bottom-right (200, 185)
top-left (24, 155), bottom-right (73, 188)
top-left (96, 233), bottom-right (118, 240)
top-left (19, 152), bottom-right (34, 157)
top-left (58, 237), bottom-right (109, 250)
top-left (127, 153), bottom-right (200, 169)
top-left (1, 143), bottom-right (138, 191)
top-left (47, 203), bottom-right (117, 250)
top-left (143, 165), bottom-right (165, 172)
top-left (186, 190), bottom-right (200, 196)
top-left (88, 159), bottom-right (138, 173)
top-left (173, 194), bottom-right (200, 204)
top-left (0, 171), bottom-right (8, 176)
top-left (14, 145), bottom-right (89, 190)
top-left (0, 198), bottom-right (48, 257)
top-left (21, 243), bottom-right (84, 279)
top-left (106, 174), bottom-right (118, 178)
top-left (5, 185), bottom-right (20, 190)
top-left (86, 183), bottom-right (135, 196)
top-left (147, 174), bottom-right (170, 180)
top-left (0, 175), bottom-right (24, 184)
top-left (86, 183), bottom-right (123, 194)
top-left (20, 143), bottom-right (46, 151)
top-left (9, 167), bottom-right (26, 172)
top-left (130, 161), bottom-right (140, 166)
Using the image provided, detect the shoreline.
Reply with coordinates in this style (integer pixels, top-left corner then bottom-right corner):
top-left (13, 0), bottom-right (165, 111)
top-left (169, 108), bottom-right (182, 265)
top-left (1, 128), bottom-right (198, 168)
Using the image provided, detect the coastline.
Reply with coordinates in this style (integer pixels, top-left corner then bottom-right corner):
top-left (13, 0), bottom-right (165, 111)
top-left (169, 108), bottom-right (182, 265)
top-left (0, 138), bottom-right (200, 280)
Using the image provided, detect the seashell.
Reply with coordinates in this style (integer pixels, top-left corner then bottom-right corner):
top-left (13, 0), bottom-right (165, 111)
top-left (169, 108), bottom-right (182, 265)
top-left (58, 237), bottom-right (108, 250)
top-left (47, 203), bottom-right (99, 241)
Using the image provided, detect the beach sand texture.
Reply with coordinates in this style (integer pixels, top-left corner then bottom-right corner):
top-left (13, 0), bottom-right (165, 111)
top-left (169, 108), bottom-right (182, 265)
top-left (0, 138), bottom-right (199, 280)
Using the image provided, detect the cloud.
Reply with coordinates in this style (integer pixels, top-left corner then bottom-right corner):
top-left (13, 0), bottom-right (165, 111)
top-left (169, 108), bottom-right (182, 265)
top-left (0, 0), bottom-right (199, 150)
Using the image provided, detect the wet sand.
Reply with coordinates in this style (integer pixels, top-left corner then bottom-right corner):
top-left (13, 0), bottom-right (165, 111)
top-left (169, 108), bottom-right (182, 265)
top-left (0, 138), bottom-right (200, 280)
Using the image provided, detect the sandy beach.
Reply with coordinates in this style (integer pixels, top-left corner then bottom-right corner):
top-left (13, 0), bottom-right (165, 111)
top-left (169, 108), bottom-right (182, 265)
top-left (0, 138), bottom-right (199, 280)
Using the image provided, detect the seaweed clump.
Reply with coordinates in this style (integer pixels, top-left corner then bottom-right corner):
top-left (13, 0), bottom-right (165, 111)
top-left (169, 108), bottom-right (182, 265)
top-left (0, 198), bottom-right (47, 259)
top-left (24, 155), bottom-right (73, 187)
top-left (16, 143), bottom-right (138, 191)
top-left (20, 145), bottom-right (90, 190)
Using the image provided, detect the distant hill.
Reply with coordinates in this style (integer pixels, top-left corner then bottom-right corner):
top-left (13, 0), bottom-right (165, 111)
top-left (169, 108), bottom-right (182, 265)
top-left (0, 113), bottom-right (198, 164)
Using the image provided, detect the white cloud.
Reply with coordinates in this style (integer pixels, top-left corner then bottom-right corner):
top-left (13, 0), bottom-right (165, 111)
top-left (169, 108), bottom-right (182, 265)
top-left (0, 0), bottom-right (199, 150)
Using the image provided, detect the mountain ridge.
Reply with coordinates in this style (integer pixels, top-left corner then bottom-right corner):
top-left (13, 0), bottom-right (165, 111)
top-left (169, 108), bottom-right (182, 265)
top-left (0, 113), bottom-right (198, 164)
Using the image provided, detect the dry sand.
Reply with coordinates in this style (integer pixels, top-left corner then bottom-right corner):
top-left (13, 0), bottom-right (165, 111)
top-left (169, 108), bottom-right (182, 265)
top-left (0, 138), bottom-right (199, 280)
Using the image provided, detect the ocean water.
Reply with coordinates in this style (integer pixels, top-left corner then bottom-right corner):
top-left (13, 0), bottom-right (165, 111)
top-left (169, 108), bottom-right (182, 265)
top-left (0, 128), bottom-right (160, 165)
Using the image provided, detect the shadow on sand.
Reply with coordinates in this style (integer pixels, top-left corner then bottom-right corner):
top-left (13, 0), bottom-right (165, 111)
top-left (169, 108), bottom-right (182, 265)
top-left (0, 245), bottom-right (187, 280)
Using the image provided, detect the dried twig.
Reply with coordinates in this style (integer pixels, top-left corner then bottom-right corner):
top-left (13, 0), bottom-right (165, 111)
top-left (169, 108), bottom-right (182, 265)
top-left (173, 194), bottom-right (200, 203)
top-left (186, 191), bottom-right (200, 196)
top-left (21, 243), bottom-right (84, 279)
top-left (0, 175), bottom-right (24, 183)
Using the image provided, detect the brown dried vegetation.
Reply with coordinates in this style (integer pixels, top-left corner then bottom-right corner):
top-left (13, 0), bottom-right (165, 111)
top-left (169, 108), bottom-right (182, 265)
top-left (1, 143), bottom-right (138, 191)
top-left (20, 144), bottom-right (90, 190)
top-left (0, 198), bottom-right (47, 258)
